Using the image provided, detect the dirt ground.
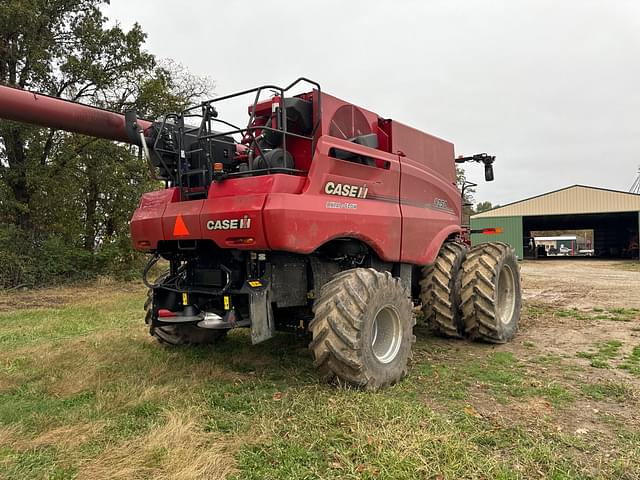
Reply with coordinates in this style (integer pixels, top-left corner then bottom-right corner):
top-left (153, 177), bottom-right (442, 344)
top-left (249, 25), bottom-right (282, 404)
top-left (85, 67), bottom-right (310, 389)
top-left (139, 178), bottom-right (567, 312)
top-left (516, 260), bottom-right (640, 379)
top-left (489, 260), bottom-right (640, 448)
top-left (521, 259), bottom-right (640, 309)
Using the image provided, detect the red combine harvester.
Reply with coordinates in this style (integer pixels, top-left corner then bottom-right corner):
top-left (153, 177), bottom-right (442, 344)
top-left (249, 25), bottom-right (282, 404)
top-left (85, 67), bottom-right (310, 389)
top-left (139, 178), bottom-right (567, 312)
top-left (0, 79), bottom-right (521, 389)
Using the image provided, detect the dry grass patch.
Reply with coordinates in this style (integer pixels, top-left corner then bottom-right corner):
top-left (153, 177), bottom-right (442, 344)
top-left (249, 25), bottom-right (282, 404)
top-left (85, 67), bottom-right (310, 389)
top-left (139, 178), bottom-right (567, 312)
top-left (29, 422), bottom-right (107, 450)
top-left (0, 279), bottom-right (145, 313)
top-left (77, 410), bottom-right (239, 480)
top-left (0, 426), bottom-right (21, 447)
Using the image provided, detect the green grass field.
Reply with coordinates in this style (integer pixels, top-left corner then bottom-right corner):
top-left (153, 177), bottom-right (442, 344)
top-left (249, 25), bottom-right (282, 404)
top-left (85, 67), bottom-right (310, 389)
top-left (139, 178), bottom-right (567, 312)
top-left (0, 283), bottom-right (639, 479)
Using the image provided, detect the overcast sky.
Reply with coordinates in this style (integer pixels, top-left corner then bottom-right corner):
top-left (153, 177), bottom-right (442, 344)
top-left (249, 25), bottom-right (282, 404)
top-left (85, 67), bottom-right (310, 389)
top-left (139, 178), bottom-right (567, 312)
top-left (104, 0), bottom-right (640, 206)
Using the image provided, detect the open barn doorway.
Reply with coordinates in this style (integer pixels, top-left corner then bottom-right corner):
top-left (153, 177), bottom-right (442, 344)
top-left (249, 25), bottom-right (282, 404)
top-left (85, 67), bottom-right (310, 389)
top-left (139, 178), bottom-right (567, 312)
top-left (523, 212), bottom-right (639, 260)
top-left (529, 230), bottom-right (594, 257)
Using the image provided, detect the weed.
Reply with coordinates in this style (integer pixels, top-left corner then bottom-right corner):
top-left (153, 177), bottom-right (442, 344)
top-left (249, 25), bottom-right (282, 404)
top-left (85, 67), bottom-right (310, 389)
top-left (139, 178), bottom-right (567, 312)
top-left (554, 307), bottom-right (640, 322)
top-left (556, 308), bottom-right (592, 320)
top-left (532, 353), bottom-right (564, 366)
top-left (576, 340), bottom-right (623, 368)
top-left (580, 381), bottom-right (634, 402)
top-left (606, 307), bottom-right (640, 322)
top-left (619, 345), bottom-right (640, 376)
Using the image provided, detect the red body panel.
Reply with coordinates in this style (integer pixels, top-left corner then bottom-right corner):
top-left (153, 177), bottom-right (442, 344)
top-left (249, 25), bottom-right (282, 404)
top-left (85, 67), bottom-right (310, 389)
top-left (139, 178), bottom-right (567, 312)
top-left (263, 136), bottom-right (402, 261)
top-left (130, 189), bottom-right (178, 250)
top-left (391, 121), bottom-right (457, 184)
top-left (200, 194), bottom-right (269, 249)
top-left (391, 122), bottom-right (461, 264)
top-left (124, 89), bottom-right (464, 266)
top-left (162, 200), bottom-right (205, 240)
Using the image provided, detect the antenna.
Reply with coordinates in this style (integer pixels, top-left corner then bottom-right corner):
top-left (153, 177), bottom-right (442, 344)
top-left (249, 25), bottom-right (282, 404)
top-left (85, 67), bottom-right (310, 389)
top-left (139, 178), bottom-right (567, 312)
top-left (631, 166), bottom-right (640, 194)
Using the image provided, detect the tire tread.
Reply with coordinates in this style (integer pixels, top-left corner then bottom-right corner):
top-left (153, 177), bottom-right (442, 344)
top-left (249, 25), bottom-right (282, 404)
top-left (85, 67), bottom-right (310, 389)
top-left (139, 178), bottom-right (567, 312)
top-left (309, 268), bottom-right (415, 390)
top-left (460, 242), bottom-right (520, 343)
top-left (419, 242), bottom-right (469, 338)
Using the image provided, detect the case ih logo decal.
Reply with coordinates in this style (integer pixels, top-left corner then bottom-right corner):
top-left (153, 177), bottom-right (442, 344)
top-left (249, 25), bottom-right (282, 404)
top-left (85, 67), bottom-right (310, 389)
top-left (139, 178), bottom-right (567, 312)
top-left (206, 215), bottom-right (251, 231)
top-left (324, 181), bottom-right (368, 199)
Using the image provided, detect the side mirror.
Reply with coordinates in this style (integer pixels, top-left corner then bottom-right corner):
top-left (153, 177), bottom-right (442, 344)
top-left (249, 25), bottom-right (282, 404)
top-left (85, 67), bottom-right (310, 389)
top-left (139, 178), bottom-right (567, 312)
top-left (484, 163), bottom-right (494, 182)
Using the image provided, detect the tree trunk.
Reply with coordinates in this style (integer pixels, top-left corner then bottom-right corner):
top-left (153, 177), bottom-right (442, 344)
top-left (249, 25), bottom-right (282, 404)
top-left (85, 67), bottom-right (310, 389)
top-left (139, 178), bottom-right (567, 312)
top-left (83, 166), bottom-right (99, 252)
top-left (0, 124), bottom-right (32, 228)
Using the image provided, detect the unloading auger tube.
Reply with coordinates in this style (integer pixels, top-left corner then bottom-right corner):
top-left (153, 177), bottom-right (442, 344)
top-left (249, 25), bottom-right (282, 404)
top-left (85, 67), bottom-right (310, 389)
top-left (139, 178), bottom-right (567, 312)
top-left (0, 84), bottom-right (152, 145)
top-left (0, 83), bottom-right (216, 184)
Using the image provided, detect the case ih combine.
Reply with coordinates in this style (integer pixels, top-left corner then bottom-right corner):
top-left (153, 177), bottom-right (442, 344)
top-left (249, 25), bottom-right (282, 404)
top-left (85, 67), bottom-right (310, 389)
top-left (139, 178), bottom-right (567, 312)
top-left (0, 78), bottom-right (521, 389)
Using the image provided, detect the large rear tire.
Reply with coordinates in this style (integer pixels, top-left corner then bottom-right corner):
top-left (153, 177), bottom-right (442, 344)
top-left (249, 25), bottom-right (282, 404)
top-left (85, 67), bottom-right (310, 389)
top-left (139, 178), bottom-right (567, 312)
top-left (460, 242), bottom-right (521, 343)
top-left (420, 242), bottom-right (468, 338)
top-left (144, 289), bottom-right (227, 346)
top-left (309, 268), bottom-right (415, 390)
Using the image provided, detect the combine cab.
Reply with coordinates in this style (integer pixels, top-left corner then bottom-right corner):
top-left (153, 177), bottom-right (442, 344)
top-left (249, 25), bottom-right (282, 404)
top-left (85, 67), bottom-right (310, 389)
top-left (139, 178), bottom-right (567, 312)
top-left (0, 78), bottom-right (521, 389)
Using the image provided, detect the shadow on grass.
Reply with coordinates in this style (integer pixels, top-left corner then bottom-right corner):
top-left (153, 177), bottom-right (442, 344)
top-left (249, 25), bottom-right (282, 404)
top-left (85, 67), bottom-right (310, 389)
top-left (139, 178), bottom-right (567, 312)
top-left (161, 329), bottom-right (316, 382)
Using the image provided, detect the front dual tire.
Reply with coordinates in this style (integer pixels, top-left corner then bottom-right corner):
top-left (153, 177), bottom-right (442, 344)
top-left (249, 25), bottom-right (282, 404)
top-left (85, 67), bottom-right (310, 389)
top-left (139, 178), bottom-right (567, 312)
top-left (420, 242), bottom-right (468, 338)
top-left (421, 241), bottom-right (522, 344)
top-left (460, 242), bottom-right (521, 343)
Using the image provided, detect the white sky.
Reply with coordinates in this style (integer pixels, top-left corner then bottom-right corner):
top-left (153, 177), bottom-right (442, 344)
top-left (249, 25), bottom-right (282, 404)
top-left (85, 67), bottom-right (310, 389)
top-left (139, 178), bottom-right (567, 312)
top-left (104, 0), bottom-right (640, 206)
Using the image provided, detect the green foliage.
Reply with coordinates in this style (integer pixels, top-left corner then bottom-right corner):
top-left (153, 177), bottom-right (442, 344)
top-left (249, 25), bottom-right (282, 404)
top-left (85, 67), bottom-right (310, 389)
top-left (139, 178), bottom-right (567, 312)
top-left (0, 0), bottom-right (212, 287)
top-left (476, 200), bottom-right (497, 213)
top-left (456, 166), bottom-right (474, 224)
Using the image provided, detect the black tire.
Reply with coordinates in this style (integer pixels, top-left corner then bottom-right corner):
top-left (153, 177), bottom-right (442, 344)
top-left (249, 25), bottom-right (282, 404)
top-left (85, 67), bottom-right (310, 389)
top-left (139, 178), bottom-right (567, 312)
top-left (309, 268), bottom-right (415, 390)
top-left (420, 242), bottom-right (468, 338)
top-left (460, 242), bottom-right (521, 343)
top-left (144, 289), bottom-right (227, 346)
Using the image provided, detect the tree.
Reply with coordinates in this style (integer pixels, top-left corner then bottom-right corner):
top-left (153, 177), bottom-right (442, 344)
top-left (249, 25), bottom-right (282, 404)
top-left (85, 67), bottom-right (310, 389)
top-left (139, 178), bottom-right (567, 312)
top-left (456, 166), bottom-right (475, 225)
top-left (0, 0), bottom-right (213, 287)
top-left (475, 201), bottom-right (496, 213)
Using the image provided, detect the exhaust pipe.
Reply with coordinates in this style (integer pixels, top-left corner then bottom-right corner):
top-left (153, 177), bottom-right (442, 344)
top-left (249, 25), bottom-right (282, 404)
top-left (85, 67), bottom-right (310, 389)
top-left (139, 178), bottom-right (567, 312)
top-left (156, 308), bottom-right (249, 329)
top-left (197, 311), bottom-right (250, 330)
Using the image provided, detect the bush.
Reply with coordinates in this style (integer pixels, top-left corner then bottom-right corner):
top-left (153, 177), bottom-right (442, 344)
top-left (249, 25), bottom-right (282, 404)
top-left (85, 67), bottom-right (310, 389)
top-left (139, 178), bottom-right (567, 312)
top-left (0, 225), bottom-right (34, 287)
top-left (0, 225), bottom-right (145, 288)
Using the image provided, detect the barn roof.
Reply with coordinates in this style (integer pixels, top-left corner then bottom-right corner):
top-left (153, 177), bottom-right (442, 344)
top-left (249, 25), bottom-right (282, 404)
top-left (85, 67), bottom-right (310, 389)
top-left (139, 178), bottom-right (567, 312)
top-left (472, 185), bottom-right (640, 218)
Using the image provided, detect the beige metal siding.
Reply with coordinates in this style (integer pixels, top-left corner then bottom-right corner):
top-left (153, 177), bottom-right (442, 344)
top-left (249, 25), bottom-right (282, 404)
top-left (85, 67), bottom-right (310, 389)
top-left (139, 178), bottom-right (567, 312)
top-left (473, 185), bottom-right (640, 218)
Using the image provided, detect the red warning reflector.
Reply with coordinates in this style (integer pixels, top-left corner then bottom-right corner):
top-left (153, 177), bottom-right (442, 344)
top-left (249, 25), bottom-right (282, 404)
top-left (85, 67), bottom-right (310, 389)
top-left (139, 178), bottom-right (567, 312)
top-left (158, 309), bottom-right (175, 317)
top-left (482, 227), bottom-right (503, 235)
top-left (173, 214), bottom-right (190, 237)
top-left (226, 237), bottom-right (255, 245)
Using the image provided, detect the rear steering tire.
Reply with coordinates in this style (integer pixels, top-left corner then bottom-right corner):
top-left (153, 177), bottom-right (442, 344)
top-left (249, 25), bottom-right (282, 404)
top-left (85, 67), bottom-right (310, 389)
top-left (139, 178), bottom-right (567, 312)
top-left (144, 289), bottom-right (227, 346)
top-left (460, 242), bottom-right (521, 343)
top-left (309, 268), bottom-right (416, 390)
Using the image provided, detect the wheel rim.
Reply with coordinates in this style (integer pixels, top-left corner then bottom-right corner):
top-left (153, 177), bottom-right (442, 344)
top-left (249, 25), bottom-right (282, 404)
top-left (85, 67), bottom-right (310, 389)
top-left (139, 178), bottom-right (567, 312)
top-left (496, 264), bottom-right (516, 325)
top-left (371, 305), bottom-right (402, 364)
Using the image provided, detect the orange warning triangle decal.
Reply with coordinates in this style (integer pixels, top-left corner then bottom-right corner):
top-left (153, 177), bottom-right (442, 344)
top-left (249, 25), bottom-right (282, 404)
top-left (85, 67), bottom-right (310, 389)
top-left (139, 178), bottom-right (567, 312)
top-left (173, 215), bottom-right (190, 237)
